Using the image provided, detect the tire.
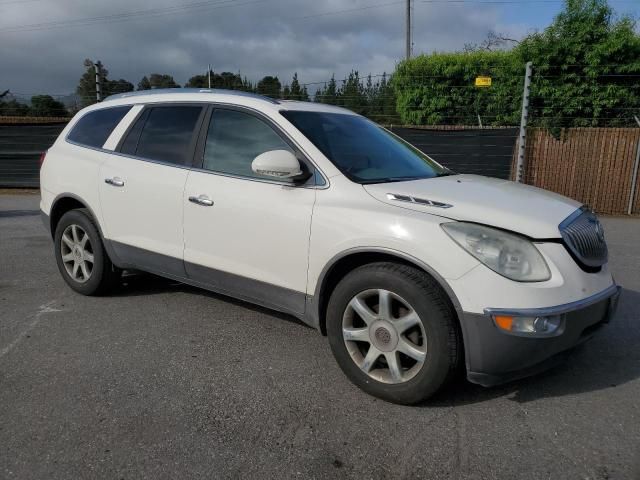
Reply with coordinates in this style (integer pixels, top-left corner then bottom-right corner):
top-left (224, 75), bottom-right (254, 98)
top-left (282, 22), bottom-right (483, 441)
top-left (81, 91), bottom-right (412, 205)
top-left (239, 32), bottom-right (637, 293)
top-left (326, 262), bottom-right (461, 405)
top-left (54, 208), bottom-right (120, 296)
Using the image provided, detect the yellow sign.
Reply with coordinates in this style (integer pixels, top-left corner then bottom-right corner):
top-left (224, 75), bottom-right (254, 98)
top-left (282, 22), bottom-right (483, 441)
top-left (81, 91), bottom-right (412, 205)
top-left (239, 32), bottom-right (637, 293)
top-left (475, 76), bottom-right (492, 87)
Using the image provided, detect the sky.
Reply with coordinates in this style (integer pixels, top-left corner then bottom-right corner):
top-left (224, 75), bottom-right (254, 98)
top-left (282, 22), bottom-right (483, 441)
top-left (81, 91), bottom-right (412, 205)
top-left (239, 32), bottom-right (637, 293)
top-left (0, 0), bottom-right (638, 97)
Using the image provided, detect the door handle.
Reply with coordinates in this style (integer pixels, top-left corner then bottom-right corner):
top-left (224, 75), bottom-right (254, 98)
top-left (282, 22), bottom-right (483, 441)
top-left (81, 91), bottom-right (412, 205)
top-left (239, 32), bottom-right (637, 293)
top-left (188, 194), bottom-right (214, 207)
top-left (105, 177), bottom-right (125, 187)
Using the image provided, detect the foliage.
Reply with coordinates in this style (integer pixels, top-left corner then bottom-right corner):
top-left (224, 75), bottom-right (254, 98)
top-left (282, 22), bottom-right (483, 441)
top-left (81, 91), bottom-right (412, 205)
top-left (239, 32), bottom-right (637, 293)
top-left (185, 71), bottom-right (253, 90)
top-left (138, 73), bottom-right (180, 90)
top-left (0, 95), bottom-right (68, 117)
top-left (392, 0), bottom-right (640, 127)
top-left (76, 65), bottom-right (104, 107)
top-left (516, 0), bottom-right (640, 128)
top-left (0, 99), bottom-right (30, 116)
top-left (256, 76), bottom-right (282, 97)
top-left (29, 95), bottom-right (67, 117)
top-left (281, 73), bottom-right (309, 101)
top-left (393, 51), bottom-right (523, 126)
top-left (314, 71), bottom-right (400, 122)
top-left (106, 79), bottom-right (134, 96)
top-left (76, 63), bottom-right (133, 106)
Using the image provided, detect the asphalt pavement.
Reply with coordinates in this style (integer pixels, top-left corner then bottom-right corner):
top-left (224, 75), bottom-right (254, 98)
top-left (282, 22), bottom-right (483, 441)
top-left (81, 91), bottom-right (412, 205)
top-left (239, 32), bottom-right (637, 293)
top-left (1, 192), bottom-right (639, 479)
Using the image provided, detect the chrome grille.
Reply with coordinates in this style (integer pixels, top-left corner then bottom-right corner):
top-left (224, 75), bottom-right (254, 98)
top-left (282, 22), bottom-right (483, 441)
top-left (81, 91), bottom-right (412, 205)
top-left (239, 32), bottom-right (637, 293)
top-left (559, 208), bottom-right (608, 268)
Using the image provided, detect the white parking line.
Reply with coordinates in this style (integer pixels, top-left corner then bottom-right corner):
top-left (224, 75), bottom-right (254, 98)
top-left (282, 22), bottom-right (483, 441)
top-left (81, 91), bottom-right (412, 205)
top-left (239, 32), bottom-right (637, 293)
top-left (0, 301), bottom-right (61, 359)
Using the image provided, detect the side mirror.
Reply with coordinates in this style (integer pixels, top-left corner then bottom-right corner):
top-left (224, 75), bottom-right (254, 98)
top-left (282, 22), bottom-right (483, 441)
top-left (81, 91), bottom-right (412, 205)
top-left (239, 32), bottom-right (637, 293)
top-left (251, 150), bottom-right (308, 181)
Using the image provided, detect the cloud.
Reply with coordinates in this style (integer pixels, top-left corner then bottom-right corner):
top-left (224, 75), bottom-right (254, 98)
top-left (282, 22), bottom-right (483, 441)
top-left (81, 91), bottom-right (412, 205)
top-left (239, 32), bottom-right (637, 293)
top-left (0, 0), bottom-right (519, 95)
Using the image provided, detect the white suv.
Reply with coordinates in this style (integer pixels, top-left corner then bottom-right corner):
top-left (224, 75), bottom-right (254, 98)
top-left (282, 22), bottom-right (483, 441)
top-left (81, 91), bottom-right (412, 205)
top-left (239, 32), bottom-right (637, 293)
top-left (40, 89), bottom-right (620, 404)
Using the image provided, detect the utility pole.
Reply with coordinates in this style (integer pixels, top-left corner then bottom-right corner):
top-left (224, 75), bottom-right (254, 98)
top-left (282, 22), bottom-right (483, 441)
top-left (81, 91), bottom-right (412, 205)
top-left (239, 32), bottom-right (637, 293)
top-left (515, 61), bottom-right (532, 183)
top-left (95, 60), bottom-right (103, 102)
top-left (405, 0), bottom-right (411, 61)
top-left (208, 64), bottom-right (212, 89)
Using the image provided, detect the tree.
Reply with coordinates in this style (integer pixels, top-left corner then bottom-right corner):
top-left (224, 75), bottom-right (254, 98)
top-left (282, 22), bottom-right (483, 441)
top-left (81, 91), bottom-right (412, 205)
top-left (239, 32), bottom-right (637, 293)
top-left (105, 79), bottom-right (134, 95)
top-left (185, 71), bottom-right (252, 91)
top-left (337, 71), bottom-right (367, 114)
top-left (464, 31), bottom-right (520, 52)
top-left (0, 99), bottom-right (30, 116)
top-left (393, 50), bottom-right (521, 125)
top-left (256, 76), bottom-right (281, 97)
top-left (392, 0), bottom-right (640, 127)
top-left (138, 76), bottom-right (151, 90)
top-left (515, 0), bottom-right (640, 128)
top-left (282, 73), bottom-right (308, 101)
top-left (76, 64), bottom-right (105, 107)
top-left (314, 75), bottom-right (338, 104)
top-left (137, 73), bottom-right (180, 90)
top-left (76, 61), bottom-right (134, 106)
top-left (29, 95), bottom-right (67, 117)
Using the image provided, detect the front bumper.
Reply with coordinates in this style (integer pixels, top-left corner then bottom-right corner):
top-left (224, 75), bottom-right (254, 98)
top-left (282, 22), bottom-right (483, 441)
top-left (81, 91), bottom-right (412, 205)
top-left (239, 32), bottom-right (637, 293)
top-left (463, 284), bottom-right (621, 387)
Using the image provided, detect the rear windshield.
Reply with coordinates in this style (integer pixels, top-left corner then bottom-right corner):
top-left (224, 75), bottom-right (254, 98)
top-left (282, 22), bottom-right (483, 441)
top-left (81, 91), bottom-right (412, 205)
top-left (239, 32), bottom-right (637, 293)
top-left (67, 106), bottom-right (131, 148)
top-left (280, 110), bottom-right (451, 184)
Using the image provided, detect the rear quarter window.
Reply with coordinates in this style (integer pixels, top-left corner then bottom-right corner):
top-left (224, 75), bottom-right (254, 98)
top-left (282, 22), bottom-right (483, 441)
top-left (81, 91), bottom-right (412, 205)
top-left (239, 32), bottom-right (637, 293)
top-left (67, 106), bottom-right (131, 148)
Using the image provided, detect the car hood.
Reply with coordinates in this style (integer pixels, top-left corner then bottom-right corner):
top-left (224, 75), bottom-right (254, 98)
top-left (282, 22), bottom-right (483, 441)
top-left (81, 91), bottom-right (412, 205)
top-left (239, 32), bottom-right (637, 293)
top-left (363, 174), bottom-right (581, 239)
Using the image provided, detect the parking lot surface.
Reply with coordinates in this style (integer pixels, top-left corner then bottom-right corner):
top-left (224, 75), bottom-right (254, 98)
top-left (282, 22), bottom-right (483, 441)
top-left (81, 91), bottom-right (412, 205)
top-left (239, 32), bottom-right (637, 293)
top-left (1, 192), bottom-right (639, 479)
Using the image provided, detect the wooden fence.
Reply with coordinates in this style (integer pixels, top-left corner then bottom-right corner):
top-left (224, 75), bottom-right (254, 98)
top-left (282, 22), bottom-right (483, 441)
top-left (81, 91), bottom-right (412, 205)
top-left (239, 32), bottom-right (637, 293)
top-left (1, 117), bottom-right (639, 216)
top-left (519, 127), bottom-right (640, 216)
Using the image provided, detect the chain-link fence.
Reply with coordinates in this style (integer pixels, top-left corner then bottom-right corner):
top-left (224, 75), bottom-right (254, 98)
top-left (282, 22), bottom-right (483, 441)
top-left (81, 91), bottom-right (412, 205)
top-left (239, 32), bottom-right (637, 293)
top-left (1, 65), bottom-right (639, 214)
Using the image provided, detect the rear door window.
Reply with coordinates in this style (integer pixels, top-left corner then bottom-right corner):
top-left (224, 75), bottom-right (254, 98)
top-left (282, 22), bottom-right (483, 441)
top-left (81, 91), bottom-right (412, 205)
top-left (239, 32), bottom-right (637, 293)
top-left (120, 105), bottom-right (203, 166)
top-left (67, 106), bottom-right (131, 148)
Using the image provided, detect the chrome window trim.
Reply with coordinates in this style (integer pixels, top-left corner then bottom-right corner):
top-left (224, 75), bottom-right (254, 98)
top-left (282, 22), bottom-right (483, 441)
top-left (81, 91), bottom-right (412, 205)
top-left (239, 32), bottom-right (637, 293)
top-left (187, 165), bottom-right (326, 190)
top-left (195, 103), bottom-right (329, 189)
top-left (484, 284), bottom-right (621, 317)
top-left (64, 101), bottom-right (330, 190)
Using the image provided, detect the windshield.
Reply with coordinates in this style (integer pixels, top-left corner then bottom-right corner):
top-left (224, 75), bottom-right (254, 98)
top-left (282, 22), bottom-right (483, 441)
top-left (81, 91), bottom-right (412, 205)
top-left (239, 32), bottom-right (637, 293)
top-left (280, 110), bottom-right (451, 184)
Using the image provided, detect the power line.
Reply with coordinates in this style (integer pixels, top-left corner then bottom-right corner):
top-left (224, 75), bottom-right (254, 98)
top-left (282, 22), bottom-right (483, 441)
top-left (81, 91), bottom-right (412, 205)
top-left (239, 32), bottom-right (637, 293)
top-left (299, 1), bottom-right (404, 20)
top-left (0, 0), bottom-right (265, 34)
top-left (421, 0), bottom-right (638, 3)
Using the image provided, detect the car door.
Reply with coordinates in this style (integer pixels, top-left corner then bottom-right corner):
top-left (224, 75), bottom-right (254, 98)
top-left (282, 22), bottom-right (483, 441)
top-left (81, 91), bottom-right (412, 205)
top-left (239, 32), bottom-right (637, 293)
top-left (99, 103), bottom-right (206, 276)
top-left (183, 107), bottom-right (318, 315)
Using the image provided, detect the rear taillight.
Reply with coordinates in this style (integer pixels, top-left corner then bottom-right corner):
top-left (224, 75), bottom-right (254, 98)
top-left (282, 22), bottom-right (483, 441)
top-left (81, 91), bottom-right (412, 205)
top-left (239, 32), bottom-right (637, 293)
top-left (39, 150), bottom-right (47, 169)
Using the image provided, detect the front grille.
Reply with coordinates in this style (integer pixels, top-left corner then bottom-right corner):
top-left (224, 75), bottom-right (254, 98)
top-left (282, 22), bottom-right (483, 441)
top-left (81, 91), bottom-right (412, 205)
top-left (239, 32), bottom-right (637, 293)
top-left (559, 207), bottom-right (608, 269)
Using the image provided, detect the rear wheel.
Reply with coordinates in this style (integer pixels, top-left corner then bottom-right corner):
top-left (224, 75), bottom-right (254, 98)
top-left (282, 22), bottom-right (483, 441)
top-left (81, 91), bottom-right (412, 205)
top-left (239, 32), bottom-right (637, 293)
top-left (54, 209), bottom-right (120, 295)
top-left (327, 262), bottom-right (461, 404)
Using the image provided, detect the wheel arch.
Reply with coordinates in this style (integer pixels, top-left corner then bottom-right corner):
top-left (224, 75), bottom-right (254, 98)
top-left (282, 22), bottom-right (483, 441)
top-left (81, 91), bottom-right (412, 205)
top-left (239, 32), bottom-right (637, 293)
top-left (49, 193), bottom-right (103, 239)
top-left (311, 248), bottom-right (465, 337)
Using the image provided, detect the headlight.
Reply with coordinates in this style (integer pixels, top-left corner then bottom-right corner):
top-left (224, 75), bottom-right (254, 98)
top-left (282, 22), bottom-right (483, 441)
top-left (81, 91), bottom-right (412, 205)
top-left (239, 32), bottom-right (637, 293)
top-left (441, 222), bottom-right (551, 282)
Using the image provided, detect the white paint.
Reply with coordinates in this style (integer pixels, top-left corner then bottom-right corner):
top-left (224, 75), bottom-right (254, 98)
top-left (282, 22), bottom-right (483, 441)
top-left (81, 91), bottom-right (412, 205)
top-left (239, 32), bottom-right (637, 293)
top-left (0, 301), bottom-right (62, 359)
top-left (40, 91), bottom-right (615, 317)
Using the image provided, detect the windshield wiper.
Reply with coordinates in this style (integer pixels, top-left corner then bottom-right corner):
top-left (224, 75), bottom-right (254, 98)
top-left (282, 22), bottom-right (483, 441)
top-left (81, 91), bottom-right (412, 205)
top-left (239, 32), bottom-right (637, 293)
top-left (361, 176), bottom-right (428, 185)
top-left (361, 173), bottom-right (457, 185)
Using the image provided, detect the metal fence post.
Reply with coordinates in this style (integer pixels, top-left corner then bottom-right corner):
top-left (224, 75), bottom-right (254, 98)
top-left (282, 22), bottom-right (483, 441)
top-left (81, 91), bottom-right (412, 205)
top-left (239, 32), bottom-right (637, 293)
top-left (95, 61), bottom-right (103, 102)
top-left (515, 61), bottom-right (532, 183)
top-left (627, 115), bottom-right (640, 215)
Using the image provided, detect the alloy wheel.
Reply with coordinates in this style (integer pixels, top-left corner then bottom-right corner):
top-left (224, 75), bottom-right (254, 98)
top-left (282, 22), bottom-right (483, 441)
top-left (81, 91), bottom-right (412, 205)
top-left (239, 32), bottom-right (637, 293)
top-left (342, 289), bottom-right (427, 384)
top-left (60, 224), bottom-right (94, 283)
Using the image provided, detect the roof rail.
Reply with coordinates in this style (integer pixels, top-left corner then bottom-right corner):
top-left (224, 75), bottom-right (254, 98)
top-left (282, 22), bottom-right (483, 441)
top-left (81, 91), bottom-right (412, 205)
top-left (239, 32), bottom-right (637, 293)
top-left (104, 88), bottom-right (280, 104)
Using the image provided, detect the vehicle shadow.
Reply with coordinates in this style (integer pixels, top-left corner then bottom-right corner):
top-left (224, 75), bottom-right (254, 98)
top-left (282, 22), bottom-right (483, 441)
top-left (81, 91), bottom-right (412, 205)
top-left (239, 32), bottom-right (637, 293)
top-left (112, 273), bottom-right (640, 405)
top-left (114, 271), bottom-right (312, 329)
top-left (0, 209), bottom-right (40, 218)
top-left (429, 287), bottom-right (640, 406)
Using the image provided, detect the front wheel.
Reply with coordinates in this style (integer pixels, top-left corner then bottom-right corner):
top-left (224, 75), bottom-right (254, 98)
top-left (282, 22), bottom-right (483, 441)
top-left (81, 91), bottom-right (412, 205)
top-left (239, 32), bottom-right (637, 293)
top-left (327, 262), bottom-right (461, 405)
top-left (54, 209), bottom-right (120, 295)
